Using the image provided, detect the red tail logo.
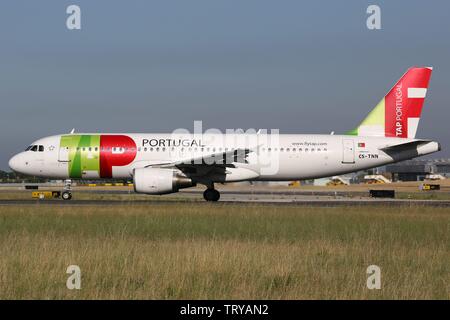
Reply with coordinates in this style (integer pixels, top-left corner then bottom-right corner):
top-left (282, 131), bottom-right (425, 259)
top-left (385, 67), bottom-right (432, 138)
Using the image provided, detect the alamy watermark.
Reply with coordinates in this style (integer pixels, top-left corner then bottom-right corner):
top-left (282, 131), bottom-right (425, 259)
top-left (366, 5), bottom-right (381, 30)
top-left (366, 265), bottom-right (381, 290)
top-left (162, 121), bottom-right (281, 175)
top-left (66, 5), bottom-right (81, 30)
top-left (66, 265), bottom-right (81, 290)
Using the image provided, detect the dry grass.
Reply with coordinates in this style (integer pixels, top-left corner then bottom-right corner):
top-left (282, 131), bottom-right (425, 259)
top-left (0, 204), bottom-right (448, 299)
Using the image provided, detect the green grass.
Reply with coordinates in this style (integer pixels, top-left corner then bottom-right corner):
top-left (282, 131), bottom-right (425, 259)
top-left (0, 204), bottom-right (449, 299)
top-left (396, 192), bottom-right (450, 200)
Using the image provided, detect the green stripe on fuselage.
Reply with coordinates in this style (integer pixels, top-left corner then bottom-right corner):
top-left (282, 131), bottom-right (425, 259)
top-left (60, 135), bottom-right (100, 178)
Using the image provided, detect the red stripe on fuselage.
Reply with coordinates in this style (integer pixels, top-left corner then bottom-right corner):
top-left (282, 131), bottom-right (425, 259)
top-left (100, 135), bottom-right (137, 178)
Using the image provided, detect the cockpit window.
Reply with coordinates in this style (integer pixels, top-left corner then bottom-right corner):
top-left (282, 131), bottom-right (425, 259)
top-left (27, 145), bottom-right (44, 152)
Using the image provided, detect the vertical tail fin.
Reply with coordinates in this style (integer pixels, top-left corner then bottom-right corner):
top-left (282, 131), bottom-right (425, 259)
top-left (347, 66), bottom-right (433, 138)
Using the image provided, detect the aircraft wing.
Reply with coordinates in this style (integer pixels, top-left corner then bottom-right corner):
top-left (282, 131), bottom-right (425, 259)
top-left (148, 148), bottom-right (253, 169)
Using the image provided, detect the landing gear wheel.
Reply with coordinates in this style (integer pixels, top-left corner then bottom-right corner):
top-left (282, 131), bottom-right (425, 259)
top-left (203, 188), bottom-right (220, 202)
top-left (62, 191), bottom-right (72, 201)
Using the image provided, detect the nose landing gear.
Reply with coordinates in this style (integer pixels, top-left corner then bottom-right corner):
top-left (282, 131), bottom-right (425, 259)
top-left (203, 188), bottom-right (220, 202)
top-left (61, 179), bottom-right (72, 201)
top-left (61, 191), bottom-right (72, 200)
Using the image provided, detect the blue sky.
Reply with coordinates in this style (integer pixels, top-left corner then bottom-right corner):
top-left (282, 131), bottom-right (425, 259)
top-left (1, 0), bottom-right (449, 169)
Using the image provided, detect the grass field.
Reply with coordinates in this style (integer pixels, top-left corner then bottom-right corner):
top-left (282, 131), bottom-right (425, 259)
top-left (0, 203), bottom-right (448, 299)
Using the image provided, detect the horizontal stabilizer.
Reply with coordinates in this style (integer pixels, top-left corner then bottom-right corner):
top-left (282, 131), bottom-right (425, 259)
top-left (379, 140), bottom-right (430, 151)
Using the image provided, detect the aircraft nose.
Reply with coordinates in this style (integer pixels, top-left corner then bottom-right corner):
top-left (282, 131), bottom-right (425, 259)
top-left (8, 154), bottom-right (22, 173)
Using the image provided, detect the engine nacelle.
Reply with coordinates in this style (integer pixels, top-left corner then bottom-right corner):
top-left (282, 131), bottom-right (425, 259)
top-left (133, 168), bottom-right (194, 194)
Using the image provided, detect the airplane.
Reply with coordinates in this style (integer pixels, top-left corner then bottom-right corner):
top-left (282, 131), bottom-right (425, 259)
top-left (8, 66), bottom-right (440, 201)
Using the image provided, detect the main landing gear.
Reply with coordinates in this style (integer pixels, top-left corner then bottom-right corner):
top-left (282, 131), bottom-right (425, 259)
top-left (61, 179), bottom-right (72, 200)
top-left (203, 188), bottom-right (220, 202)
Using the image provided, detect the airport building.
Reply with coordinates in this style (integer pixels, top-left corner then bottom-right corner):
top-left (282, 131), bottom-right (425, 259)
top-left (385, 158), bottom-right (450, 181)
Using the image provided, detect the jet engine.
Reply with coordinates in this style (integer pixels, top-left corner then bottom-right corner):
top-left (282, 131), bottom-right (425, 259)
top-left (133, 168), bottom-right (195, 194)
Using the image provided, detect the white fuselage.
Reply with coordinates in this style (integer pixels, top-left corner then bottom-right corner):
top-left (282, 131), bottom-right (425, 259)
top-left (8, 133), bottom-right (440, 183)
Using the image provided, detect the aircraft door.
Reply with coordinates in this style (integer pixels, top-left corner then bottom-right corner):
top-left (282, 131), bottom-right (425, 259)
top-left (58, 146), bottom-right (70, 162)
top-left (342, 139), bottom-right (355, 164)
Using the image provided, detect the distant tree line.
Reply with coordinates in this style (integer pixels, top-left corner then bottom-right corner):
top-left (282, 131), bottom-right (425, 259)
top-left (0, 170), bottom-right (48, 183)
top-left (0, 170), bottom-right (131, 185)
